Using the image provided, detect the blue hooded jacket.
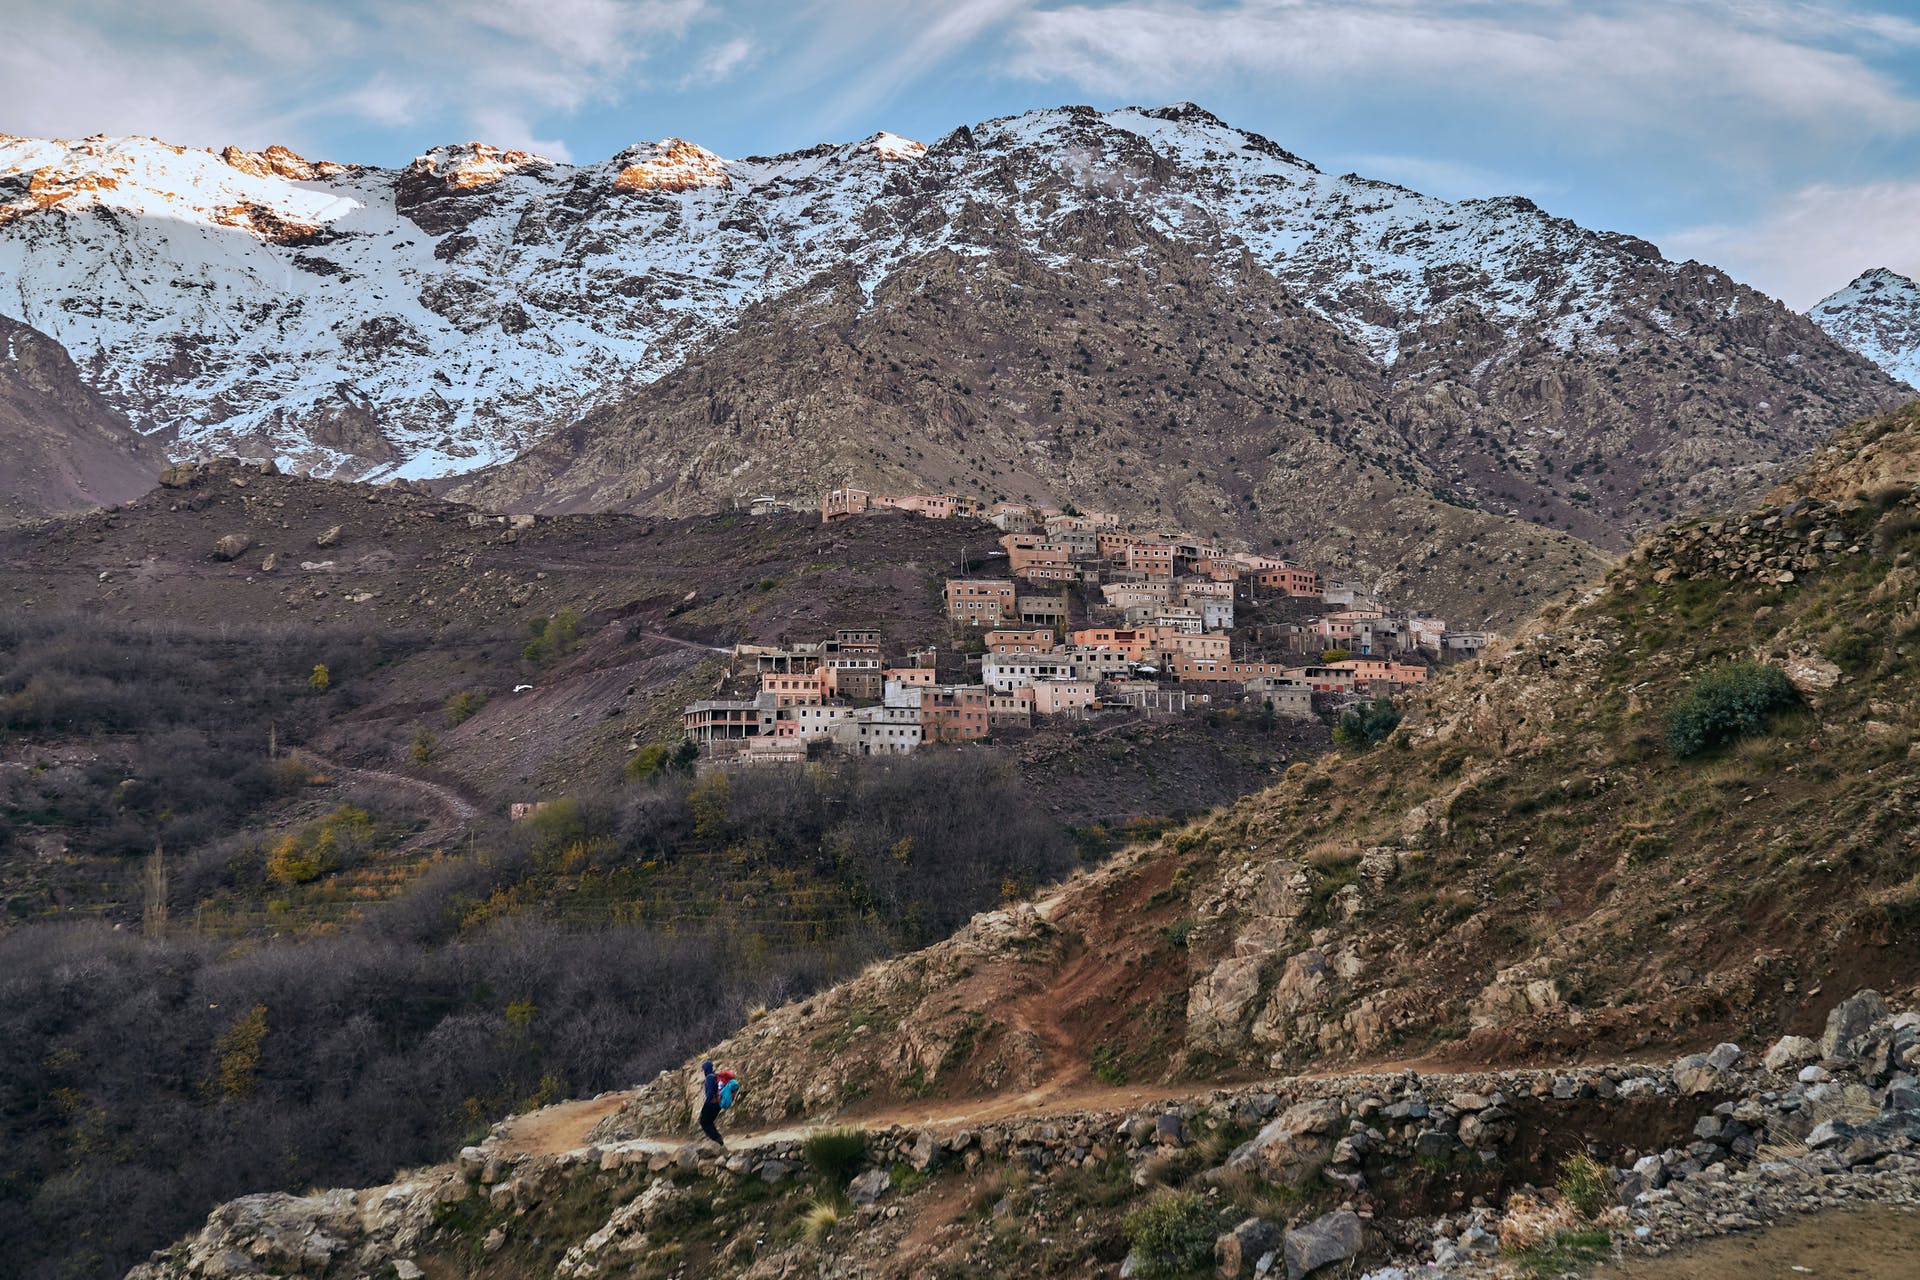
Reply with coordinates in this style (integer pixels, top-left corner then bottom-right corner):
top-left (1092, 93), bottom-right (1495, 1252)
top-left (701, 1060), bottom-right (719, 1107)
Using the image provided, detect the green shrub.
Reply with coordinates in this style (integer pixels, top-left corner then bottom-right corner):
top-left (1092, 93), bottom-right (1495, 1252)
top-left (1555, 1152), bottom-right (1612, 1219)
top-left (523, 608), bottom-right (582, 665)
top-left (804, 1127), bottom-right (867, 1184)
top-left (1122, 1190), bottom-right (1218, 1278)
top-left (409, 727), bottom-right (439, 765)
top-left (1664, 662), bottom-right (1797, 758)
top-left (626, 739), bottom-right (700, 781)
top-left (1334, 697), bottom-right (1401, 748)
top-left (267, 805), bottom-right (374, 885)
top-left (1826, 630), bottom-right (1879, 673)
top-left (444, 689), bottom-right (488, 725)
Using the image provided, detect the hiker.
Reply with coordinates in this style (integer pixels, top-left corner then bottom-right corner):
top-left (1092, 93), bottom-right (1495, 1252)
top-left (698, 1059), bottom-right (737, 1146)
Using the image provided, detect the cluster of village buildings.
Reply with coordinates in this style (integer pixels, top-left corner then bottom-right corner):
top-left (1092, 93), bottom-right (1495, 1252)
top-left (680, 492), bottom-right (1491, 762)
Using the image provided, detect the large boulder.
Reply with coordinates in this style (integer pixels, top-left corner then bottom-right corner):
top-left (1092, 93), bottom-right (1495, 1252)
top-left (847, 1168), bottom-right (890, 1206)
top-left (1282, 1209), bottom-right (1362, 1280)
top-left (1226, 1099), bottom-right (1342, 1185)
top-left (1762, 1035), bottom-right (1820, 1072)
top-left (1215, 1216), bottom-right (1278, 1278)
top-left (1822, 991), bottom-right (1890, 1062)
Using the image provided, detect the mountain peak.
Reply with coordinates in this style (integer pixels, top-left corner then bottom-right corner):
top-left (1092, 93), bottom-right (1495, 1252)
top-left (860, 131), bottom-right (926, 162)
top-left (408, 142), bottom-right (553, 190)
top-left (0, 132), bottom-right (358, 237)
top-left (611, 137), bottom-right (730, 192)
top-left (1810, 267), bottom-right (1920, 390)
top-left (219, 143), bottom-right (344, 182)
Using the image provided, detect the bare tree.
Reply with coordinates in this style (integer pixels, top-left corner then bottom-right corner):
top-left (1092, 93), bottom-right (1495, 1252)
top-left (142, 843), bottom-right (168, 940)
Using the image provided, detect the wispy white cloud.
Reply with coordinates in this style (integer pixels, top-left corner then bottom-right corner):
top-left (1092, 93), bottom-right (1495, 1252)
top-left (1666, 181), bottom-right (1920, 309)
top-left (1005, 1), bottom-right (1920, 145)
top-left (795, 0), bottom-right (1037, 130)
top-left (0, 0), bottom-right (718, 153)
top-left (691, 35), bottom-right (756, 84)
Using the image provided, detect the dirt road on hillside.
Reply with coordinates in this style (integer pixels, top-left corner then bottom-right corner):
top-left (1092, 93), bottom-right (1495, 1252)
top-left (489, 1044), bottom-right (1557, 1162)
top-left (297, 749), bottom-right (482, 830)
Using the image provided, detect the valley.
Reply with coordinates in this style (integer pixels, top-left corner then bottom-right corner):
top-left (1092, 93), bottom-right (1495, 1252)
top-left (0, 72), bottom-right (1917, 1280)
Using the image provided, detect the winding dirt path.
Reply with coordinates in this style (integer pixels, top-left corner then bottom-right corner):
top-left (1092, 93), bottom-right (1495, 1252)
top-left (296, 749), bottom-right (482, 849)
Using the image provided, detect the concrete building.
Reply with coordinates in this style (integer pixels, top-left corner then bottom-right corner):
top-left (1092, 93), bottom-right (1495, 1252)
top-left (1158, 632), bottom-right (1231, 662)
top-left (822, 654), bottom-right (883, 701)
top-left (820, 487), bottom-right (872, 521)
top-left (1253, 565), bottom-right (1324, 597)
top-left (1200, 598), bottom-right (1235, 631)
top-left (830, 705), bottom-right (922, 755)
top-left (762, 671), bottom-right (825, 707)
top-left (1164, 656), bottom-right (1300, 686)
top-left (1245, 676), bottom-right (1315, 719)
top-left (1102, 581), bottom-right (1174, 610)
top-left (737, 642), bottom-right (824, 675)
top-left (982, 653), bottom-right (1077, 691)
top-left (1124, 542), bottom-right (1176, 579)
top-left (1016, 593), bottom-right (1071, 629)
top-left (984, 687), bottom-right (1034, 727)
top-left (683, 691), bottom-right (778, 743)
top-left (781, 704), bottom-right (853, 741)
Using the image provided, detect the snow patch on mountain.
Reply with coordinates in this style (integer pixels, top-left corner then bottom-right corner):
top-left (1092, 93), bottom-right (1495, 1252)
top-left (1810, 268), bottom-right (1920, 390)
top-left (0, 107), bottom-right (1862, 479)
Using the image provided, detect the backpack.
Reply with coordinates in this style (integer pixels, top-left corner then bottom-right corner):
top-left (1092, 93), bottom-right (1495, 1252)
top-left (717, 1071), bottom-right (740, 1109)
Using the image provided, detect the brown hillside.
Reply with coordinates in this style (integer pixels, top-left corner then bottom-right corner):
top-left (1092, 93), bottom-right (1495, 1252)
top-left (599, 401), bottom-right (1920, 1141)
top-left (0, 313), bottom-right (165, 525)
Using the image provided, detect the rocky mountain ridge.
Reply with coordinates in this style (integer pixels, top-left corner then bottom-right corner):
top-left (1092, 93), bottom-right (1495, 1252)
top-left (0, 108), bottom-right (1902, 570)
top-left (1811, 267), bottom-right (1920, 390)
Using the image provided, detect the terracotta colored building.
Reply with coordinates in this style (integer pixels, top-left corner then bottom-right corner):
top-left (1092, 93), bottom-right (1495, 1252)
top-left (762, 671), bottom-right (825, 707)
top-left (922, 685), bottom-right (991, 742)
top-left (986, 628), bottom-right (1056, 655)
top-left (945, 578), bottom-right (1016, 626)
top-left (1254, 565), bottom-right (1323, 597)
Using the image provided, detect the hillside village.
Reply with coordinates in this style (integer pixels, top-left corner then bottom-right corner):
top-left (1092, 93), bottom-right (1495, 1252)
top-left (681, 490), bottom-right (1492, 762)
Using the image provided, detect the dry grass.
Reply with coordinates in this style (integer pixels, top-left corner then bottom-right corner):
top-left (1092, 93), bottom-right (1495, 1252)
top-left (800, 1196), bottom-right (846, 1243)
top-left (1498, 1193), bottom-right (1585, 1252)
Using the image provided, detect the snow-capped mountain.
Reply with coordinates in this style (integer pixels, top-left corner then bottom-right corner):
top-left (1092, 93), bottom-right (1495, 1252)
top-left (0, 128), bottom-right (934, 476)
top-left (1810, 269), bottom-right (1920, 390)
top-left (0, 105), bottom-right (1900, 551)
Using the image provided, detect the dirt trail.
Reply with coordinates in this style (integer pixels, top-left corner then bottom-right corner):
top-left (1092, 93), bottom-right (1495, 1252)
top-left (298, 749), bottom-right (481, 824)
top-left (496, 1093), bottom-right (634, 1157)
top-left (1592, 1206), bottom-right (1920, 1279)
top-left (491, 1045), bottom-right (1544, 1162)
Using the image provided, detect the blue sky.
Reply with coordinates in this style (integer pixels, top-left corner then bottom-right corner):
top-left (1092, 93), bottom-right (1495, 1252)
top-left (4, 0), bottom-right (1918, 307)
